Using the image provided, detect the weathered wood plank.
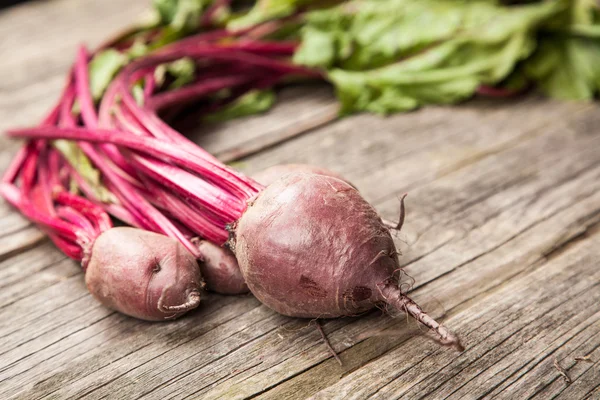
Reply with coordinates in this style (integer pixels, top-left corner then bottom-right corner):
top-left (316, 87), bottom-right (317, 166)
top-left (2, 2), bottom-right (600, 399)
top-left (1, 95), bottom-right (598, 399)
top-left (490, 320), bottom-right (600, 398)
top-left (6, 99), bottom-right (595, 400)
top-left (0, 241), bottom-right (68, 306)
top-left (0, 225), bottom-right (46, 263)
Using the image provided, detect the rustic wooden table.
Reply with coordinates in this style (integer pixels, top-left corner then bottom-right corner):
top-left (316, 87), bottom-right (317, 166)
top-left (1, 1), bottom-right (600, 399)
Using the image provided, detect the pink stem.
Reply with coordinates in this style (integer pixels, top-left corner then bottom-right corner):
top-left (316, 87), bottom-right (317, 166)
top-left (0, 183), bottom-right (82, 243)
top-left (74, 46), bottom-right (99, 128)
top-left (55, 191), bottom-right (113, 233)
top-left (57, 206), bottom-right (97, 234)
top-left (8, 126), bottom-right (262, 197)
top-left (144, 72), bottom-right (156, 99)
top-left (2, 145), bottom-right (29, 184)
top-left (145, 75), bottom-right (253, 111)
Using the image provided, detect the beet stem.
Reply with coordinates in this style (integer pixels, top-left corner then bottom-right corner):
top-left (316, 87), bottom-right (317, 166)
top-left (380, 284), bottom-right (464, 351)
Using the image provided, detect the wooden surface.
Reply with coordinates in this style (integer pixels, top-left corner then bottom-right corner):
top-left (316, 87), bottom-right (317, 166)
top-left (1, 1), bottom-right (600, 399)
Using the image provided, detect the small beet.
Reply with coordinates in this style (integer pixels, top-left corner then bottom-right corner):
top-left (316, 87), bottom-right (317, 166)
top-left (85, 227), bottom-right (203, 321)
top-left (194, 238), bottom-right (249, 295)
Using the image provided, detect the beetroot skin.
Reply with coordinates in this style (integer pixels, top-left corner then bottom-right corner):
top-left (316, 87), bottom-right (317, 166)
top-left (234, 172), bottom-right (462, 349)
top-left (85, 227), bottom-right (203, 321)
top-left (234, 172), bottom-right (394, 317)
top-left (194, 238), bottom-right (249, 295)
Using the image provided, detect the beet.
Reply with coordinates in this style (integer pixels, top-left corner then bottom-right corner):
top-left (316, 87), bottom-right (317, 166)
top-left (8, 52), bottom-right (461, 347)
top-left (8, 129), bottom-right (461, 349)
top-left (85, 227), bottom-right (203, 321)
top-left (194, 238), bottom-right (248, 295)
top-left (234, 172), bottom-right (462, 349)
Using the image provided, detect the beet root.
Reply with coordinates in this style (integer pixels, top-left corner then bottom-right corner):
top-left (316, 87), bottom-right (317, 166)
top-left (194, 238), bottom-right (249, 295)
top-left (85, 227), bottom-right (203, 321)
top-left (234, 172), bottom-right (462, 350)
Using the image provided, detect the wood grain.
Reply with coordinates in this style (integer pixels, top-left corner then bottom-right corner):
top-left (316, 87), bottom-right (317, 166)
top-left (1, 1), bottom-right (600, 399)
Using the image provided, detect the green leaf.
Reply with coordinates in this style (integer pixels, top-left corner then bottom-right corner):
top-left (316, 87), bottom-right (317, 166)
top-left (295, 0), bottom-right (564, 114)
top-left (168, 57), bottom-right (197, 88)
top-left (524, 37), bottom-right (600, 100)
top-left (154, 57), bottom-right (197, 90)
top-left (88, 49), bottom-right (128, 102)
top-left (522, 0), bottom-right (600, 100)
top-left (228, 0), bottom-right (316, 30)
top-left (127, 38), bottom-right (151, 59)
top-left (152, 0), bottom-right (213, 32)
top-left (204, 90), bottom-right (276, 122)
top-left (52, 140), bottom-right (115, 203)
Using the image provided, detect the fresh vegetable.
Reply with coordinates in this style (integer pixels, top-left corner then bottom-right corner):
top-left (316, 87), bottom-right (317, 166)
top-left (193, 238), bottom-right (248, 294)
top-left (8, 126), bottom-right (462, 350)
top-left (193, 164), bottom-right (353, 296)
top-left (232, 173), bottom-right (463, 346)
top-left (86, 227), bottom-right (203, 320)
top-left (5, 22), bottom-right (461, 345)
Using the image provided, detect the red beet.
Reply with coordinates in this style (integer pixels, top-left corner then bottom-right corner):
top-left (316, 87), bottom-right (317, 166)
top-left (86, 227), bottom-right (203, 320)
top-left (194, 238), bottom-right (248, 295)
top-left (234, 172), bottom-right (462, 349)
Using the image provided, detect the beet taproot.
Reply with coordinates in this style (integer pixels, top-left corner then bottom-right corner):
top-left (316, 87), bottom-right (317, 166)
top-left (85, 227), bottom-right (203, 321)
top-left (234, 172), bottom-right (462, 349)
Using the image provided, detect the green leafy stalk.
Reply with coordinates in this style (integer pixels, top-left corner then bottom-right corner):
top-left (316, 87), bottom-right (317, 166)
top-left (52, 140), bottom-right (115, 203)
top-left (294, 0), bottom-right (566, 114)
top-left (89, 50), bottom-right (129, 102)
top-left (153, 0), bottom-right (215, 32)
top-left (155, 57), bottom-right (197, 89)
top-left (228, 0), bottom-right (318, 30)
top-left (204, 90), bottom-right (276, 122)
top-left (523, 0), bottom-right (600, 100)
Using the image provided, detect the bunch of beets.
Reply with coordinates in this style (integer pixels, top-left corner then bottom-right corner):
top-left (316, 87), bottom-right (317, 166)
top-left (1, 5), bottom-right (463, 353)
